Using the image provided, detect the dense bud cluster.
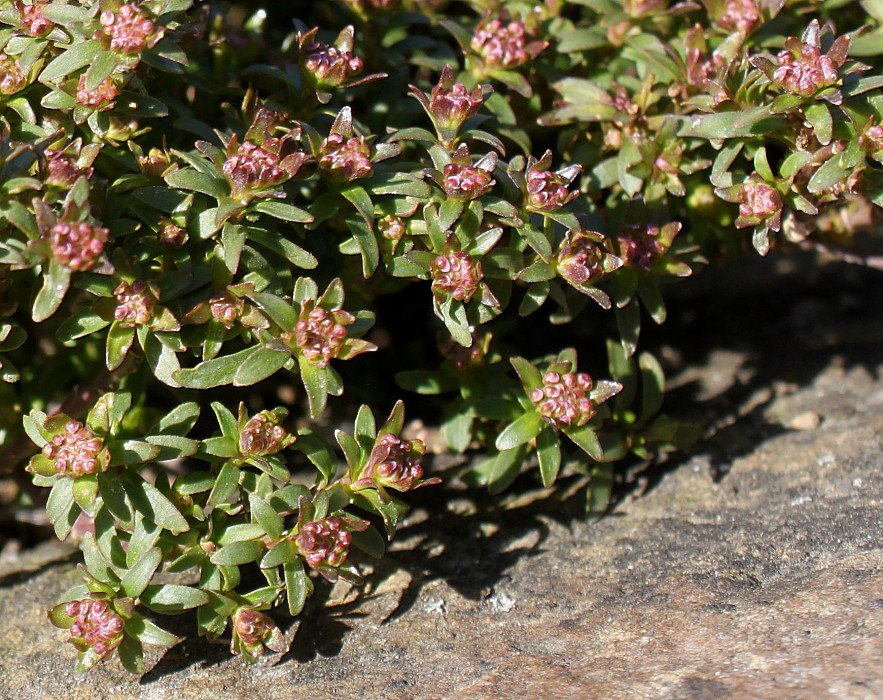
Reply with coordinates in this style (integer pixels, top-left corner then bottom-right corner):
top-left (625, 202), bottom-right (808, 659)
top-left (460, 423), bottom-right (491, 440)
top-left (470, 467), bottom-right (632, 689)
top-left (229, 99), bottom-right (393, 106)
top-left (42, 420), bottom-right (103, 476)
top-left (17, 1), bottom-right (52, 36)
top-left (0, 54), bottom-right (26, 95)
top-left (773, 42), bottom-right (839, 97)
top-left (49, 221), bottom-right (108, 271)
top-left (303, 40), bottom-right (364, 89)
top-left (526, 167), bottom-right (579, 211)
top-left (319, 133), bottom-right (372, 180)
top-left (431, 251), bottom-right (483, 302)
top-left (617, 224), bottom-right (665, 269)
top-left (377, 214), bottom-right (405, 241)
top-left (737, 181), bottom-right (783, 229)
top-left (46, 151), bottom-right (90, 187)
top-left (158, 221), bottom-right (188, 248)
top-left (296, 516), bottom-right (359, 569)
top-left (209, 291), bottom-right (245, 328)
top-left (293, 305), bottom-right (351, 368)
top-left (556, 231), bottom-right (606, 285)
top-left (223, 142), bottom-right (286, 196)
top-left (471, 18), bottom-right (531, 68)
top-left (443, 161), bottom-right (495, 200)
top-left (98, 4), bottom-right (160, 54)
top-left (354, 433), bottom-right (428, 492)
top-left (75, 75), bottom-right (119, 108)
top-left (530, 371), bottom-right (595, 430)
top-left (718, 0), bottom-right (763, 34)
top-left (429, 66), bottom-right (486, 130)
top-left (230, 608), bottom-right (285, 657)
top-left (113, 281), bottom-right (156, 328)
top-left (239, 411), bottom-right (289, 457)
top-left (63, 599), bottom-right (124, 658)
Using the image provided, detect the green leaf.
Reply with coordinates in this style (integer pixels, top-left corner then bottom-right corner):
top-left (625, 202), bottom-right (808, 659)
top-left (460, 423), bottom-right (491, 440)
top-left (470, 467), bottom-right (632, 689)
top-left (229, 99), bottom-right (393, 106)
top-left (118, 633), bottom-right (144, 674)
top-left (46, 477), bottom-right (77, 540)
top-left (352, 526), bottom-right (386, 558)
top-left (261, 540), bottom-right (298, 569)
top-left (585, 462), bottom-right (613, 518)
top-left (495, 410), bottom-right (544, 450)
top-left (97, 471), bottom-right (133, 526)
top-left (125, 615), bottom-right (181, 647)
top-left (164, 169), bottom-right (227, 199)
top-left (39, 39), bottom-right (102, 82)
top-left (33, 260), bottom-right (71, 322)
top-left (253, 200), bottom-right (314, 223)
top-left (293, 433), bottom-right (338, 485)
top-left (105, 321), bottom-right (136, 371)
top-left (80, 533), bottom-right (118, 584)
top-left (121, 548), bottom-right (161, 598)
top-left (536, 428), bottom-right (561, 487)
top-left (639, 352), bottom-right (665, 422)
top-left (616, 301), bottom-right (641, 357)
top-left (804, 102), bottom-right (832, 145)
top-left (233, 347), bottom-right (290, 386)
top-left (250, 494), bottom-right (283, 541)
top-left (345, 214), bottom-right (379, 277)
top-left (299, 356), bottom-right (329, 419)
top-left (284, 560), bottom-right (313, 616)
top-left (140, 585), bottom-right (210, 613)
top-left (510, 356), bottom-right (543, 391)
top-left (207, 461), bottom-right (240, 506)
top-left (564, 424), bottom-right (604, 460)
top-left (57, 309), bottom-right (111, 342)
top-left (487, 444), bottom-right (529, 495)
top-left (211, 539), bottom-right (264, 566)
top-left (122, 472), bottom-right (189, 534)
top-left (174, 347), bottom-right (259, 388)
top-left (107, 439), bottom-right (162, 466)
top-left (247, 227), bottom-right (317, 269)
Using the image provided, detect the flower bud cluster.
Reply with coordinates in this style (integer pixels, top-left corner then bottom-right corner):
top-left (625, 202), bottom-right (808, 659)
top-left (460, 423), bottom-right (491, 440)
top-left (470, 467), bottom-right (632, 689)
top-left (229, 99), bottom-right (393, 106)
top-left (113, 280), bottom-right (156, 328)
top-left (46, 151), bottom-right (91, 188)
top-left (736, 180), bottom-right (783, 229)
top-left (431, 251), bottom-right (483, 302)
top-left (773, 43), bottom-right (839, 97)
top-left (295, 516), bottom-right (355, 569)
top-left (617, 224), bottom-right (665, 269)
top-left (355, 433), bottom-right (427, 492)
top-left (377, 215), bottom-right (405, 241)
top-left (471, 18), bottom-right (531, 68)
top-left (63, 599), bottom-right (124, 658)
top-left (0, 53), bottom-right (26, 95)
top-left (303, 40), bottom-right (364, 90)
top-left (209, 291), bottom-right (245, 329)
top-left (429, 67), bottom-right (486, 130)
top-left (718, 0), bottom-right (763, 34)
top-left (98, 4), bottom-right (161, 54)
top-left (231, 608), bottom-right (283, 656)
top-left (223, 142), bottom-right (286, 196)
top-left (294, 305), bottom-right (352, 368)
top-left (530, 371), bottom-right (595, 430)
top-left (42, 420), bottom-right (103, 476)
top-left (443, 162), bottom-right (494, 200)
top-left (76, 75), bottom-right (119, 108)
top-left (17, 1), bottom-right (52, 37)
top-left (556, 231), bottom-right (606, 285)
top-left (50, 221), bottom-right (108, 271)
top-left (239, 411), bottom-right (289, 457)
top-left (526, 166), bottom-right (579, 211)
top-left (319, 133), bottom-right (372, 181)
top-left (158, 221), bottom-right (188, 248)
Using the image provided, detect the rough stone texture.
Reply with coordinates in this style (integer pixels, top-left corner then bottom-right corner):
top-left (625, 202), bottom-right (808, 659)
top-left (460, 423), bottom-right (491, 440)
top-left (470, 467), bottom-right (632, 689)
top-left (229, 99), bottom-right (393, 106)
top-left (0, 257), bottom-right (882, 699)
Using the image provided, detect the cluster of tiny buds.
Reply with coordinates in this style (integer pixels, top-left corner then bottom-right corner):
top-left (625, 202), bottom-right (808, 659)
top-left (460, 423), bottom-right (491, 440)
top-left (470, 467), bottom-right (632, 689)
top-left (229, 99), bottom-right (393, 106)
top-left (239, 413), bottom-right (288, 457)
top-left (113, 280), bottom-right (156, 328)
top-left (429, 69), bottom-right (485, 130)
top-left (471, 19), bottom-right (530, 68)
top-left (377, 214), bottom-right (405, 241)
top-left (17, 1), bottom-right (52, 37)
top-left (232, 608), bottom-right (277, 649)
top-left (98, 3), bottom-right (158, 54)
top-left (303, 40), bottom-right (363, 88)
top-left (42, 420), bottom-right (103, 476)
top-left (773, 43), bottom-right (838, 96)
top-left (223, 142), bottom-right (285, 195)
top-left (49, 221), bottom-right (108, 271)
top-left (431, 251), bottom-right (483, 302)
top-left (526, 167), bottom-right (578, 211)
top-left (64, 599), bottom-right (124, 658)
top-left (295, 516), bottom-right (353, 569)
top-left (158, 221), bottom-right (188, 248)
top-left (210, 291), bottom-right (245, 329)
top-left (319, 133), bottom-right (372, 180)
top-left (617, 224), bottom-right (664, 269)
top-left (357, 433), bottom-right (426, 491)
top-left (530, 371), bottom-right (595, 431)
top-left (0, 53), bottom-right (26, 95)
top-left (864, 125), bottom-right (883, 154)
top-left (76, 75), bottom-right (119, 108)
top-left (556, 232), bottom-right (605, 285)
top-left (443, 162), bottom-right (494, 200)
top-left (294, 306), bottom-right (349, 368)
top-left (718, 0), bottom-right (763, 34)
top-left (739, 181), bottom-right (782, 223)
top-left (46, 151), bottom-right (91, 187)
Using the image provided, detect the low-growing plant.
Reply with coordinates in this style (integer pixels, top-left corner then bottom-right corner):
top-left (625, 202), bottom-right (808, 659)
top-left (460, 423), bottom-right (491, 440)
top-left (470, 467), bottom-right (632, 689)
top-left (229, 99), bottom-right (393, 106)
top-left (0, 0), bottom-right (880, 672)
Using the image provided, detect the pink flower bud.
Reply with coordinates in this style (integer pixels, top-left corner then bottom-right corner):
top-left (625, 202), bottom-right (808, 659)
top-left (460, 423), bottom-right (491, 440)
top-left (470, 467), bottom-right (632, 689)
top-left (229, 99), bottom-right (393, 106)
top-left (377, 215), bottom-right (405, 241)
top-left (303, 40), bottom-right (364, 90)
top-left (0, 54), bottom-right (27, 95)
top-left (428, 66), bottom-right (487, 131)
top-left (556, 231), bottom-right (607, 285)
top-left (354, 433), bottom-right (428, 492)
top-left (443, 162), bottom-right (495, 201)
top-left (75, 75), bottom-right (119, 109)
top-left (49, 221), bottom-right (108, 271)
top-left (42, 420), bottom-right (104, 476)
top-left (16, 1), bottom-right (52, 37)
top-left (718, 0), bottom-right (764, 34)
top-left (295, 516), bottom-right (367, 570)
top-left (525, 154), bottom-right (581, 212)
top-left (113, 280), bottom-right (157, 328)
top-left (239, 410), bottom-right (290, 457)
top-left (209, 290), bottom-right (245, 329)
top-left (471, 18), bottom-right (531, 68)
top-left (530, 371), bottom-right (595, 430)
top-left (57, 598), bottom-right (125, 659)
top-left (293, 305), bottom-right (352, 368)
top-left (431, 251), bottom-right (483, 302)
top-left (318, 133), bottom-right (373, 181)
top-left (773, 42), bottom-right (839, 97)
top-left (736, 181), bottom-right (782, 228)
top-left (223, 141), bottom-right (286, 197)
top-left (97, 3), bottom-right (162, 54)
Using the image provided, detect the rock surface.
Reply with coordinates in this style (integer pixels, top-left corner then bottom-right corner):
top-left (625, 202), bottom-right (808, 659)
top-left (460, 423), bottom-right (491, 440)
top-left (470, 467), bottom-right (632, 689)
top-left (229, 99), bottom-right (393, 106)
top-left (1, 258), bottom-right (882, 700)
